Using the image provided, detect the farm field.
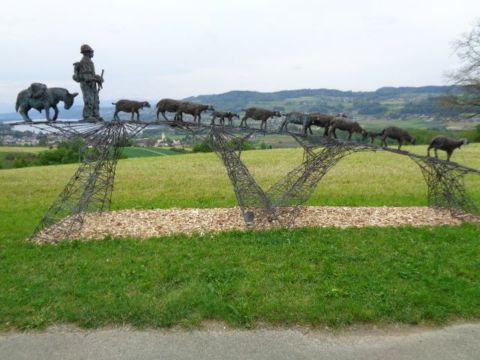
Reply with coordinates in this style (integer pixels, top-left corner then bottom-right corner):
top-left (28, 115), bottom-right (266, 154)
top-left (0, 144), bottom-right (479, 330)
top-left (0, 146), bottom-right (186, 158)
top-left (121, 146), bottom-right (187, 158)
top-left (0, 146), bottom-right (47, 153)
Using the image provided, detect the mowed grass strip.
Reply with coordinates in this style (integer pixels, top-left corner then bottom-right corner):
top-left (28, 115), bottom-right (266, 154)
top-left (0, 144), bottom-right (479, 329)
top-left (0, 225), bottom-right (479, 330)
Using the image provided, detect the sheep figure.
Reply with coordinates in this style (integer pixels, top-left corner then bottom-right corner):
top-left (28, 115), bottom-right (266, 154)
top-left (112, 100), bottom-right (150, 121)
top-left (305, 113), bottom-right (347, 136)
top-left (240, 107), bottom-right (282, 130)
top-left (210, 111), bottom-right (239, 126)
top-left (363, 130), bottom-right (383, 144)
top-left (156, 98), bottom-right (182, 121)
top-left (175, 102), bottom-right (214, 123)
top-left (280, 112), bottom-right (309, 134)
top-left (427, 136), bottom-right (468, 161)
top-left (380, 126), bottom-right (416, 150)
top-left (328, 117), bottom-right (366, 140)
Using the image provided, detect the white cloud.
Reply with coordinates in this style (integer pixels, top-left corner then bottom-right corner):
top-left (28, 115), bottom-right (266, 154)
top-left (0, 0), bottom-right (479, 107)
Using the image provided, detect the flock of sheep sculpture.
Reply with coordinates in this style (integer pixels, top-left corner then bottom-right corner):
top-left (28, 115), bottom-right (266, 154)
top-left (111, 98), bottom-right (469, 161)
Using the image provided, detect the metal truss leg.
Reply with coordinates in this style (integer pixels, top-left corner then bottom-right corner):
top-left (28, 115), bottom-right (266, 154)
top-left (266, 140), bottom-right (376, 226)
top-left (411, 157), bottom-right (478, 215)
top-left (209, 129), bottom-right (376, 228)
top-left (30, 122), bottom-right (140, 242)
top-left (208, 128), bottom-right (273, 227)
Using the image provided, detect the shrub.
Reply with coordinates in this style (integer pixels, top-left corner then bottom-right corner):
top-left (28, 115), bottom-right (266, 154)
top-left (192, 141), bottom-right (212, 153)
top-left (37, 137), bottom-right (86, 165)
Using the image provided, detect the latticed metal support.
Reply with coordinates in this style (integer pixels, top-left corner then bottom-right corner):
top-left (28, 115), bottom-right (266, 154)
top-left (210, 130), bottom-right (480, 228)
top-left (30, 121), bottom-right (146, 242)
top-left (411, 156), bottom-right (478, 214)
top-left (269, 135), bottom-right (375, 207)
top-left (293, 134), bottom-right (480, 216)
top-left (208, 127), bottom-right (273, 226)
top-left (208, 130), bottom-right (378, 227)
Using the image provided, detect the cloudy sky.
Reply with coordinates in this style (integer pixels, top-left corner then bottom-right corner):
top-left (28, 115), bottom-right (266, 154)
top-left (0, 0), bottom-right (479, 111)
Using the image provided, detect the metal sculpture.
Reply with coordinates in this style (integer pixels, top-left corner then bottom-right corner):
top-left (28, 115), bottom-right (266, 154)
top-left (113, 100), bottom-right (151, 121)
top-left (30, 120), bottom-right (147, 242)
top-left (411, 156), bottom-right (478, 214)
top-left (15, 83), bottom-right (79, 122)
top-left (5, 41), bottom-right (478, 241)
top-left (6, 115), bottom-right (480, 242)
top-left (72, 44), bottom-right (104, 121)
top-left (294, 134), bottom-right (479, 214)
top-left (208, 127), bottom-right (272, 227)
top-left (208, 129), bottom-right (479, 228)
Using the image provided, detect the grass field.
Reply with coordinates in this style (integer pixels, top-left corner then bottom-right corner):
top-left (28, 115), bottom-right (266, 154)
top-left (0, 146), bottom-right (48, 153)
top-left (121, 146), bottom-right (187, 158)
top-left (119, 144), bottom-right (480, 209)
top-left (0, 144), bottom-right (479, 330)
top-left (5, 143), bottom-right (476, 212)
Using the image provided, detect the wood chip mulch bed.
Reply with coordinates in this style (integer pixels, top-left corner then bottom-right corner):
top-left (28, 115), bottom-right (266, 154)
top-left (34, 206), bottom-right (476, 243)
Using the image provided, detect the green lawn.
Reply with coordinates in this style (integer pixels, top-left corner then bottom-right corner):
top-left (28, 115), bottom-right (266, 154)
top-left (0, 144), bottom-right (479, 330)
top-left (1, 225), bottom-right (479, 329)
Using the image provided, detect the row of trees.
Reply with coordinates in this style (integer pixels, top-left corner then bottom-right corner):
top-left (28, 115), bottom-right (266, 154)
top-left (1, 138), bottom-right (88, 169)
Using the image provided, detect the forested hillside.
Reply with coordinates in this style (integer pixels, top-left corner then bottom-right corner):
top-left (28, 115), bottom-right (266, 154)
top-left (185, 86), bottom-right (466, 119)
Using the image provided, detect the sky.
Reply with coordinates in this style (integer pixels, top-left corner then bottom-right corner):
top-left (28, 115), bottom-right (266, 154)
top-left (0, 0), bottom-right (479, 111)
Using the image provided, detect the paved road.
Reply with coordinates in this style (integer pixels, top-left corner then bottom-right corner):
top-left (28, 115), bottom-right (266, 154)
top-left (1, 323), bottom-right (479, 360)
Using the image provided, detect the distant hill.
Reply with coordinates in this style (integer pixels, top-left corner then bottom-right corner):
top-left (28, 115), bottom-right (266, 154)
top-left (184, 86), bottom-right (462, 118)
top-left (187, 86), bottom-right (454, 104)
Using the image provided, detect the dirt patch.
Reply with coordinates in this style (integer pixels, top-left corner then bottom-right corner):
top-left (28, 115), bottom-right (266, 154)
top-left (34, 206), bottom-right (470, 242)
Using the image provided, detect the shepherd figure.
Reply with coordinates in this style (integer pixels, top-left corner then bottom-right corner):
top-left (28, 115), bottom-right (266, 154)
top-left (73, 44), bottom-right (104, 121)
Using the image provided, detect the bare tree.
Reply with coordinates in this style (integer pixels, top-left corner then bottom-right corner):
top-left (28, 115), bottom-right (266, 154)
top-left (445, 21), bottom-right (480, 116)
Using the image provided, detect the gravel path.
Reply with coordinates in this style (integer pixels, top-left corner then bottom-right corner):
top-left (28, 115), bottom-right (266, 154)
top-left (35, 206), bottom-right (469, 242)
